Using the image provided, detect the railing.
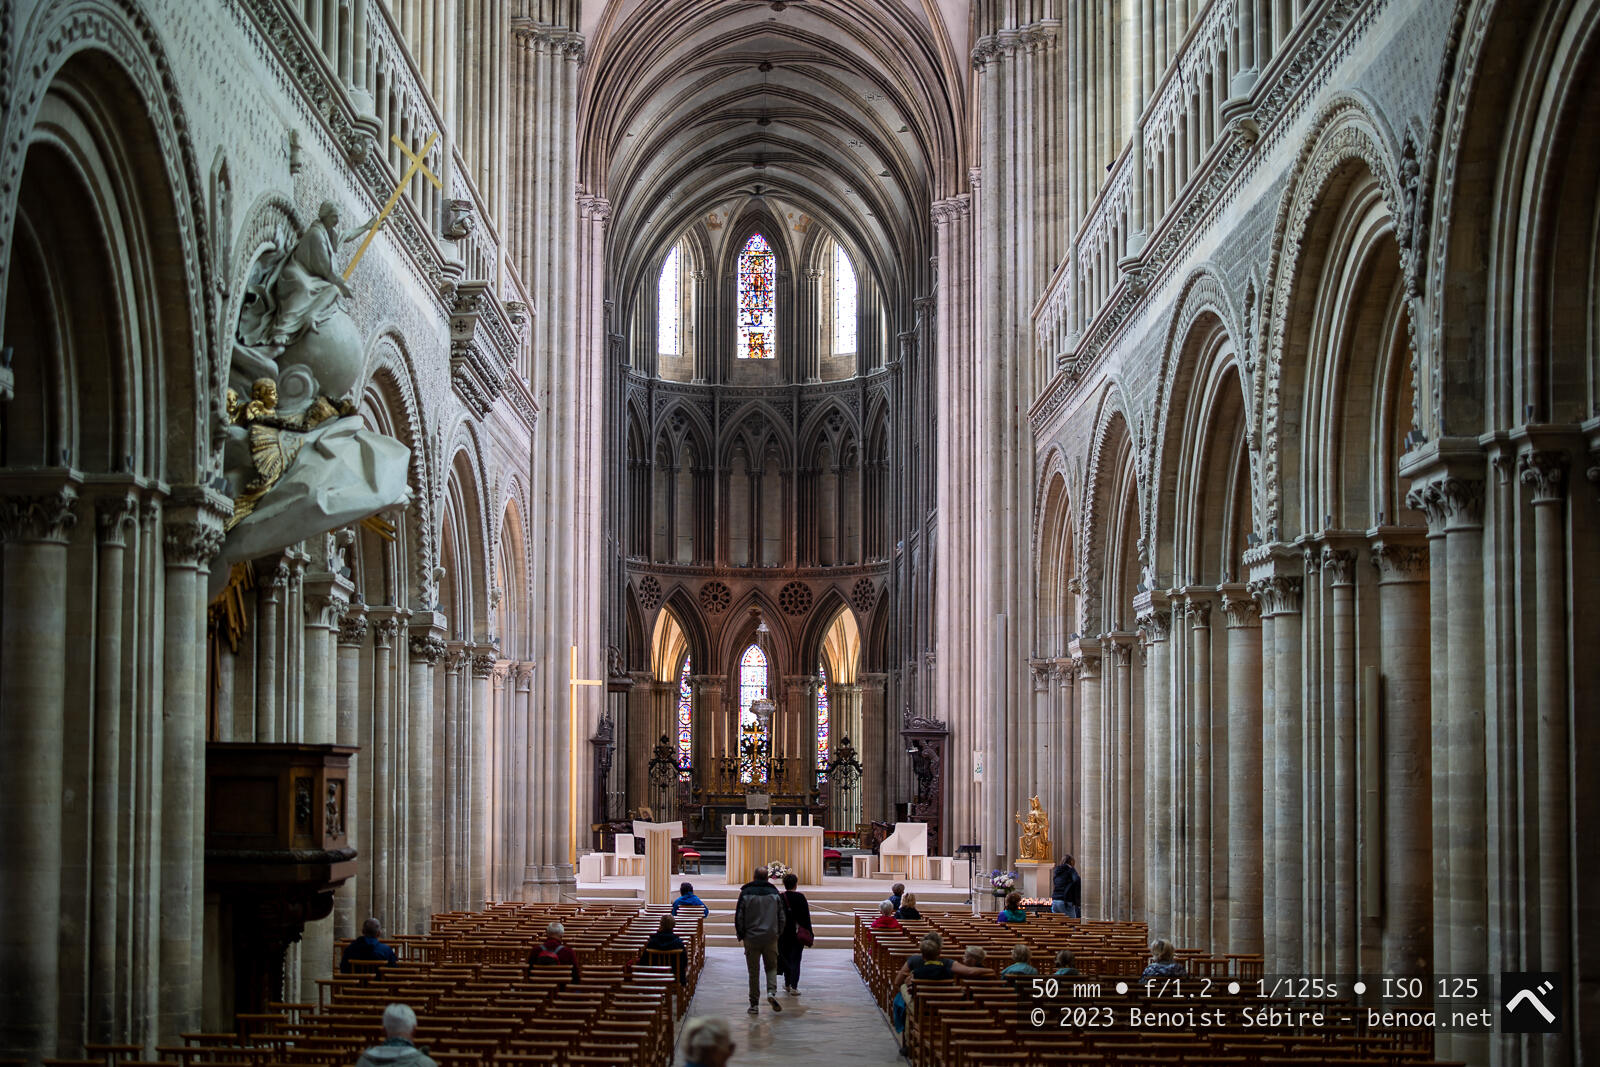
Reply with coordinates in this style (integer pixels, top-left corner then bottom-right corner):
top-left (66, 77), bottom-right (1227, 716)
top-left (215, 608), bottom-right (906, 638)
top-left (1032, 0), bottom-right (1316, 383)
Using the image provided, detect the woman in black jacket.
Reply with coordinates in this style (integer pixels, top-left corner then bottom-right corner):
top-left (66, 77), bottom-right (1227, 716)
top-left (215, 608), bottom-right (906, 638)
top-left (777, 872), bottom-right (813, 994)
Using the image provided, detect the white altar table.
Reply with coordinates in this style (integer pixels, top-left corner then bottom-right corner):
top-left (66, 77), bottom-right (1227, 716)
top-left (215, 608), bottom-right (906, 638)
top-left (725, 824), bottom-right (825, 885)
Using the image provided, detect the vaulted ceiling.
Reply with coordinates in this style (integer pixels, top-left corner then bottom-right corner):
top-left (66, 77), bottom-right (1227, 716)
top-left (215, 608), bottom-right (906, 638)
top-left (579, 0), bottom-right (967, 319)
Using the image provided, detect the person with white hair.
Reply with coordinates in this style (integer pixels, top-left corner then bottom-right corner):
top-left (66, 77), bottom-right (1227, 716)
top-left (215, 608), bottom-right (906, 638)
top-left (354, 1003), bottom-right (437, 1067)
top-left (527, 920), bottom-right (579, 979)
top-left (680, 1016), bottom-right (734, 1067)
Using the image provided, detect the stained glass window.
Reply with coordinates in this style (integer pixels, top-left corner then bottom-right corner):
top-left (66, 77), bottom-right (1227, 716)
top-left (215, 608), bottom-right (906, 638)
top-left (658, 244), bottom-right (681, 356)
top-left (736, 233), bottom-right (776, 359)
top-left (676, 654), bottom-right (692, 779)
top-left (738, 644), bottom-right (769, 783)
top-left (832, 243), bottom-right (856, 354)
top-left (816, 661), bottom-right (830, 784)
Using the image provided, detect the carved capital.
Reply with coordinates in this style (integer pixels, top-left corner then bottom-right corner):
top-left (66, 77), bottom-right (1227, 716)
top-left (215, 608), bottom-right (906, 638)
top-left (163, 519), bottom-right (225, 567)
top-left (1436, 476), bottom-right (1485, 529)
top-left (1029, 659), bottom-right (1053, 692)
top-left (95, 493), bottom-right (139, 547)
top-left (471, 651), bottom-right (499, 678)
top-left (1405, 481), bottom-right (1450, 532)
top-left (409, 633), bottom-right (448, 665)
top-left (1133, 590), bottom-right (1171, 642)
top-left (1248, 575), bottom-right (1302, 617)
top-left (1321, 548), bottom-right (1357, 585)
top-left (445, 646), bottom-right (470, 675)
top-left (372, 616), bottom-right (401, 648)
top-left (0, 484), bottom-right (79, 545)
top-left (1186, 597), bottom-right (1212, 629)
top-left (1519, 450), bottom-right (1568, 504)
top-left (337, 611), bottom-right (369, 646)
top-left (1370, 540), bottom-right (1429, 583)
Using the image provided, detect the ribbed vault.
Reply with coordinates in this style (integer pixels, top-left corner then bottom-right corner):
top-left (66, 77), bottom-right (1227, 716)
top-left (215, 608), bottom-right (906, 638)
top-left (580, 0), bottom-right (965, 319)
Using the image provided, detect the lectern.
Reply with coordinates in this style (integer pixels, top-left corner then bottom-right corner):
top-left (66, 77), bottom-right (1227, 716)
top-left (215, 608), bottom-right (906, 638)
top-left (632, 820), bottom-right (684, 905)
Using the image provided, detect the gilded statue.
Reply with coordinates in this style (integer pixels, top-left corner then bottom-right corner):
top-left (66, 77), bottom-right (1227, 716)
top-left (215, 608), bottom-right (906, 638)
top-left (1014, 794), bottom-right (1051, 862)
top-left (224, 377), bottom-right (350, 530)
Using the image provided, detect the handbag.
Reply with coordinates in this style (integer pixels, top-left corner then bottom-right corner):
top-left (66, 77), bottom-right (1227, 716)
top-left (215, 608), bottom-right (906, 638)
top-left (796, 925), bottom-right (815, 947)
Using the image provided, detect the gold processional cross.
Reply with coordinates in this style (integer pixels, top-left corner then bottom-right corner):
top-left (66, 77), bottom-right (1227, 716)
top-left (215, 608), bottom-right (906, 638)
top-left (569, 645), bottom-right (604, 866)
top-left (342, 131), bottom-right (443, 281)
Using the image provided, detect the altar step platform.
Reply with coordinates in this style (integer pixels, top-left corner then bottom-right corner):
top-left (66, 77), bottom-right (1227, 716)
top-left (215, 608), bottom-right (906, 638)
top-left (574, 875), bottom-right (975, 950)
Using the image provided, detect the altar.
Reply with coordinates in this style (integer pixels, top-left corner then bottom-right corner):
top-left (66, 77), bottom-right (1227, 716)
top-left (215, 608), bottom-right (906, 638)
top-left (725, 824), bottom-right (826, 885)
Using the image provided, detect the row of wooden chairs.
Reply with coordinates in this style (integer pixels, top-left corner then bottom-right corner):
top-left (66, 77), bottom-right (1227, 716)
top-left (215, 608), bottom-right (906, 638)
top-left (853, 918), bottom-right (1466, 1067)
top-left (64, 903), bottom-right (703, 1067)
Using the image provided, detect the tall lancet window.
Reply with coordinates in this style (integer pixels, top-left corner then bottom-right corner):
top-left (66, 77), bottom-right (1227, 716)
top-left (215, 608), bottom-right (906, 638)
top-left (676, 654), bottom-right (693, 778)
top-left (737, 233), bottom-right (776, 359)
top-left (833, 243), bottom-right (857, 355)
top-left (815, 661), bottom-right (830, 784)
top-left (738, 643), bottom-right (770, 783)
top-left (658, 244), bottom-right (681, 357)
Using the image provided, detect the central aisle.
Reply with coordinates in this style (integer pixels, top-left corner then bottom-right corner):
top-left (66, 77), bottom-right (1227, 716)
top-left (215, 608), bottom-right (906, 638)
top-left (673, 947), bottom-right (905, 1066)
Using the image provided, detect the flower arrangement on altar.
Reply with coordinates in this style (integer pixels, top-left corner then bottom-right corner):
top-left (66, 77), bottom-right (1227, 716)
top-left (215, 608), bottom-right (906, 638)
top-left (989, 869), bottom-right (1016, 893)
top-left (767, 860), bottom-right (789, 880)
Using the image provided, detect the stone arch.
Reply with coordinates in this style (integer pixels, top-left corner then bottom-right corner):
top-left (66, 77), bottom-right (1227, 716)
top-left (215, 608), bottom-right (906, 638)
top-left (1034, 453), bottom-right (1076, 658)
top-left (1, 0), bottom-right (218, 483)
top-left (1260, 92), bottom-right (1413, 535)
top-left (441, 436), bottom-right (493, 641)
top-left (1078, 386), bottom-right (1137, 634)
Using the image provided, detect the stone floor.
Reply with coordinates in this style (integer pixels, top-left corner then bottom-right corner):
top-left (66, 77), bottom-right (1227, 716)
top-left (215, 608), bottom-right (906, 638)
top-left (673, 947), bottom-right (905, 1066)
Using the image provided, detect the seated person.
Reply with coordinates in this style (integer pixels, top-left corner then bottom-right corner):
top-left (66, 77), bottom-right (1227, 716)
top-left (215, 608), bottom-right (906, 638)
top-left (895, 892), bottom-right (922, 922)
top-left (340, 917), bottom-right (399, 973)
top-left (870, 900), bottom-right (902, 931)
top-left (672, 881), bottom-right (710, 918)
top-left (962, 945), bottom-right (989, 971)
top-left (1001, 943), bottom-right (1039, 976)
top-left (1053, 948), bottom-right (1079, 976)
top-left (890, 934), bottom-right (990, 1035)
top-left (680, 1017), bottom-right (733, 1067)
top-left (1141, 938), bottom-right (1186, 978)
top-left (527, 921), bottom-right (580, 979)
top-left (354, 1003), bottom-right (436, 1067)
top-left (882, 882), bottom-right (906, 912)
top-left (996, 891), bottom-right (1028, 923)
top-left (642, 915), bottom-right (687, 983)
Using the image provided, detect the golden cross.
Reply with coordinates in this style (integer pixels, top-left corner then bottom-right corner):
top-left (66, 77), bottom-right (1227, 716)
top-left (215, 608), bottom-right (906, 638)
top-left (568, 644), bottom-right (604, 866)
top-left (342, 131), bottom-right (443, 281)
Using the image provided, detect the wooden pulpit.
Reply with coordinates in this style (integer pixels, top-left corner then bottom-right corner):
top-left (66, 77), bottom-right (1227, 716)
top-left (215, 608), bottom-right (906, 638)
top-left (632, 820), bottom-right (684, 906)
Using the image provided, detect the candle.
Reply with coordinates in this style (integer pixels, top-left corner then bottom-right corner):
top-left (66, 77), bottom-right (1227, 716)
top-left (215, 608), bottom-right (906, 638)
top-left (784, 814), bottom-right (790, 826)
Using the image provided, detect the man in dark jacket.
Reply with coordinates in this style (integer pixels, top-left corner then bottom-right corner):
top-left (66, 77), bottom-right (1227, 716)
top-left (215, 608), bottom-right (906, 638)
top-left (341, 917), bottom-right (400, 973)
top-left (1051, 855), bottom-right (1082, 918)
top-left (734, 868), bottom-right (788, 1014)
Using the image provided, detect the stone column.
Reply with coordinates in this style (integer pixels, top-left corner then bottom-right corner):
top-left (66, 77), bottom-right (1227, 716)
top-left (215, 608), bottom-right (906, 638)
top-left (1050, 660), bottom-right (1077, 863)
top-left (299, 571), bottom-right (352, 999)
top-left (445, 647), bottom-right (468, 906)
top-left (254, 558), bottom-right (291, 741)
top-left (88, 493), bottom-right (136, 1041)
top-left (1069, 637), bottom-right (1102, 916)
top-left (0, 478), bottom-right (79, 1056)
top-left (1219, 584), bottom-right (1263, 955)
top-left (367, 612), bottom-right (402, 917)
top-left (159, 491), bottom-right (227, 1039)
top-left (1320, 545), bottom-right (1359, 975)
top-left (1250, 561), bottom-right (1303, 973)
top-left (1183, 591), bottom-right (1216, 952)
top-left (1370, 532), bottom-right (1431, 977)
top-left (470, 647), bottom-right (497, 909)
top-left (1105, 633), bottom-right (1136, 920)
top-left (406, 616), bottom-right (446, 931)
top-left (333, 608), bottom-right (367, 940)
top-left (512, 664), bottom-right (534, 895)
top-left (859, 674), bottom-right (888, 824)
top-left (1134, 591), bottom-right (1172, 932)
top-left (1519, 441), bottom-right (1571, 1038)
